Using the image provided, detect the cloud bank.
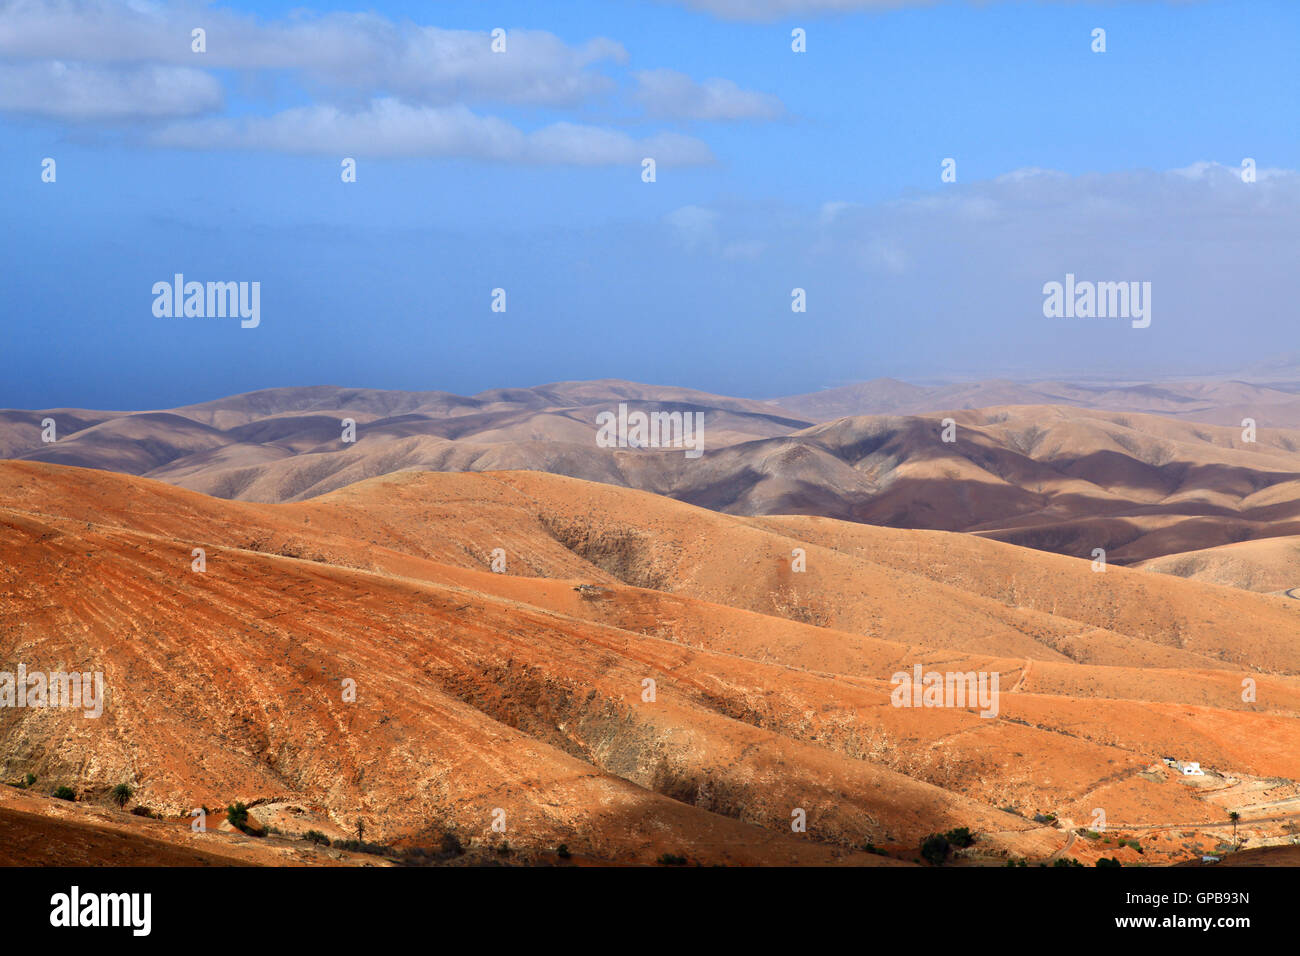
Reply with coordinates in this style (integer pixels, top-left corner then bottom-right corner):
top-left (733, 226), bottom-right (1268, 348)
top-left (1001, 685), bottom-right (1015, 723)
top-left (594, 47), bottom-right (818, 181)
top-left (0, 0), bottom-right (780, 162)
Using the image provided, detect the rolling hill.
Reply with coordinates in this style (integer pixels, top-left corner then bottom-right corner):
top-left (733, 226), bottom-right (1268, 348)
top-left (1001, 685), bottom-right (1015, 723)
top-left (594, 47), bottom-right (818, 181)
top-left (2, 461), bottom-right (1297, 865)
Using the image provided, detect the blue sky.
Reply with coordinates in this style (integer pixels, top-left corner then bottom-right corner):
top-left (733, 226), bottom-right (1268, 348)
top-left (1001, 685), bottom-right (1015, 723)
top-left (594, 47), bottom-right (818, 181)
top-left (2, 0), bottom-right (1297, 409)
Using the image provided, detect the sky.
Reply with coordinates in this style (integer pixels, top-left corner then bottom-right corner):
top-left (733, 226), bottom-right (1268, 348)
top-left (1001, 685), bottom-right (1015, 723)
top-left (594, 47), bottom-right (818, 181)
top-left (1, 0), bottom-right (1298, 409)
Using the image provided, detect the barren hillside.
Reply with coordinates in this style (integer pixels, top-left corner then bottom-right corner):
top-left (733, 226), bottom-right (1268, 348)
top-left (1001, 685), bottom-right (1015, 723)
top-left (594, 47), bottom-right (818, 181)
top-left (2, 462), bottom-right (1295, 865)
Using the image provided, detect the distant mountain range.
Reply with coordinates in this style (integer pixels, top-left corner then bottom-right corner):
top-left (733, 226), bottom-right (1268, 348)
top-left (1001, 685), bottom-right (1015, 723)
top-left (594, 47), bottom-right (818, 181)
top-left (773, 375), bottom-right (1300, 424)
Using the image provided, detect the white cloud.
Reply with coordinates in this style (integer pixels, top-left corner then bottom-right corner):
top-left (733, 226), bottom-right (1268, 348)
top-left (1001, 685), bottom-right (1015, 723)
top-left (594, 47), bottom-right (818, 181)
top-left (634, 68), bottom-right (783, 121)
top-left (0, 59), bottom-right (221, 119)
top-left (1170, 159), bottom-right (1290, 184)
top-left (151, 98), bottom-right (714, 165)
top-left (0, 1), bottom-right (752, 166)
top-left (0, 2), bottom-right (627, 106)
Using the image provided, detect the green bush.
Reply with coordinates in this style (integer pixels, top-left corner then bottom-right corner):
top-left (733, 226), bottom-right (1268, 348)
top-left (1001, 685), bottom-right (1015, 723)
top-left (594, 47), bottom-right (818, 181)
top-left (656, 853), bottom-right (688, 866)
top-left (302, 830), bottom-right (331, 846)
top-left (920, 833), bottom-right (951, 866)
top-left (226, 802), bottom-right (250, 831)
top-left (1096, 857), bottom-right (1123, 868)
top-left (52, 786), bottom-right (76, 801)
top-left (556, 844), bottom-right (571, 860)
top-left (111, 783), bottom-right (133, 807)
top-left (945, 827), bottom-right (975, 848)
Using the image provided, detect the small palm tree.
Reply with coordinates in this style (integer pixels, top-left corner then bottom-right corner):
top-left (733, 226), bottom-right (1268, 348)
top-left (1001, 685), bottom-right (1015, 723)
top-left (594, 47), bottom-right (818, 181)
top-left (1228, 811), bottom-right (1240, 849)
top-left (111, 783), bottom-right (133, 808)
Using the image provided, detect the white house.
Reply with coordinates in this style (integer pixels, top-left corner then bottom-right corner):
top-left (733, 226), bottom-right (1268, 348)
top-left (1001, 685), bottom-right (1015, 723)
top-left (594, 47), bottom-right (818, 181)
top-left (1182, 762), bottom-right (1204, 776)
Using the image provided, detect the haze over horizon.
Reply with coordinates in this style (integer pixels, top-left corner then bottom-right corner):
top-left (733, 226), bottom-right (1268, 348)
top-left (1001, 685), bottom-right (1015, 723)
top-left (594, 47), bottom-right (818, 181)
top-left (7, 354), bottom-right (1300, 417)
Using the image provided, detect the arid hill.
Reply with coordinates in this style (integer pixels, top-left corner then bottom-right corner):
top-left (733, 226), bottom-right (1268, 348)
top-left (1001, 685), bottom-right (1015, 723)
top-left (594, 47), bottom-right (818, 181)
top-left (2, 461), bottom-right (1297, 865)
top-left (1135, 536), bottom-right (1300, 594)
